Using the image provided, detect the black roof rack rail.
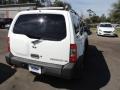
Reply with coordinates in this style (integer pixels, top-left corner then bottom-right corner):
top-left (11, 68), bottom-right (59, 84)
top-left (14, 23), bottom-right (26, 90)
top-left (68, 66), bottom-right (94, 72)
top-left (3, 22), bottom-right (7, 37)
top-left (37, 6), bottom-right (69, 10)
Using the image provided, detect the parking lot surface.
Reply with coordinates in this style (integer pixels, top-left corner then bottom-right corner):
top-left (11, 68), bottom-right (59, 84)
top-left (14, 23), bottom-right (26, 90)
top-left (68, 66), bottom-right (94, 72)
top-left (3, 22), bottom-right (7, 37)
top-left (0, 29), bottom-right (120, 90)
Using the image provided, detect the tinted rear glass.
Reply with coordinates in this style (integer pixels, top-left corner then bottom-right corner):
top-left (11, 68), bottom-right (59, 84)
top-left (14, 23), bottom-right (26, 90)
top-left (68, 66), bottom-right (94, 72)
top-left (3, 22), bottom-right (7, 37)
top-left (13, 14), bottom-right (66, 41)
top-left (100, 24), bottom-right (112, 27)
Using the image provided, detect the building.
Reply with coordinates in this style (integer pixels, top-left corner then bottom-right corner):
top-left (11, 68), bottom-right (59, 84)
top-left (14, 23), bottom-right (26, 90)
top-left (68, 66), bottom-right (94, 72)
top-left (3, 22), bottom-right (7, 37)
top-left (0, 0), bottom-right (51, 18)
top-left (0, 3), bottom-right (37, 18)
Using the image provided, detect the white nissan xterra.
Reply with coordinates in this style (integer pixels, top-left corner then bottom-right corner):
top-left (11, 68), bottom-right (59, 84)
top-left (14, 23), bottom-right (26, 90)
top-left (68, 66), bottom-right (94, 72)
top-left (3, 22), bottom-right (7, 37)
top-left (5, 7), bottom-right (88, 79)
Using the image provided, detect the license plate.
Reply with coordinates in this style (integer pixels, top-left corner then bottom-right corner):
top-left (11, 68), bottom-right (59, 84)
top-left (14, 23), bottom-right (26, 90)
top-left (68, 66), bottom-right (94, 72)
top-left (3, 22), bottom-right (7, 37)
top-left (28, 64), bottom-right (41, 74)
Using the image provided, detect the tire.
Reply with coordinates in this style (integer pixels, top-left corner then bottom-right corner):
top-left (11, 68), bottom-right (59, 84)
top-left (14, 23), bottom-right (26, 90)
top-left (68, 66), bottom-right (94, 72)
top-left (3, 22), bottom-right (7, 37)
top-left (73, 63), bottom-right (83, 79)
top-left (84, 39), bottom-right (88, 54)
top-left (73, 40), bottom-right (89, 79)
top-left (6, 53), bottom-right (13, 65)
top-left (83, 39), bottom-right (89, 65)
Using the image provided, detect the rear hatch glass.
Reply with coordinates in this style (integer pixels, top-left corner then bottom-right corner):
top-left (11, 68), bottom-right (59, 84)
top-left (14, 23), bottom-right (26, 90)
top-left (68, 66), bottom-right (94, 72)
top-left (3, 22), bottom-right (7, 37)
top-left (13, 14), bottom-right (66, 41)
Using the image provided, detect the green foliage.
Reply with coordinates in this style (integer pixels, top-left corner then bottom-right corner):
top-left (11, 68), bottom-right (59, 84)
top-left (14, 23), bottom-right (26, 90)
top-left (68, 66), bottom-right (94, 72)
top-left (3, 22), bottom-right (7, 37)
top-left (100, 14), bottom-right (107, 22)
top-left (18, 0), bottom-right (28, 3)
top-left (87, 9), bottom-right (96, 17)
top-left (90, 15), bottom-right (100, 23)
top-left (85, 15), bottom-right (101, 24)
top-left (86, 9), bottom-right (113, 24)
top-left (0, 0), bottom-right (36, 4)
top-left (28, 0), bottom-right (35, 3)
top-left (53, 0), bottom-right (65, 7)
top-left (0, 0), bottom-right (12, 4)
top-left (18, 0), bottom-right (36, 3)
top-left (53, 0), bottom-right (72, 9)
top-left (110, 0), bottom-right (120, 23)
top-left (106, 17), bottom-right (111, 22)
top-left (86, 9), bottom-right (101, 24)
top-left (84, 18), bottom-right (91, 24)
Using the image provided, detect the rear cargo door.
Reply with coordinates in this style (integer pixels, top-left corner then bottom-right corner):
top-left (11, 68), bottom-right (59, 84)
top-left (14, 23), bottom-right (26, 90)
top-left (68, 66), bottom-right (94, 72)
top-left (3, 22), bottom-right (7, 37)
top-left (10, 13), bottom-right (70, 65)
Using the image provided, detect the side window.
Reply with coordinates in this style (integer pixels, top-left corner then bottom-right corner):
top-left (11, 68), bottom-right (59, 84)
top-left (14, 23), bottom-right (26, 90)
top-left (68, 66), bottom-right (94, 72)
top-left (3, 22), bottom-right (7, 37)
top-left (79, 21), bottom-right (84, 35)
top-left (74, 23), bottom-right (79, 34)
top-left (72, 14), bottom-right (81, 35)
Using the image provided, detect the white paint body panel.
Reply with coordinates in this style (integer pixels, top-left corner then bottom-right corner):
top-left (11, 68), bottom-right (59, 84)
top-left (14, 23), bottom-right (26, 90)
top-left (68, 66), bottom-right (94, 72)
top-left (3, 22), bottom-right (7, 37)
top-left (8, 9), bottom-right (87, 66)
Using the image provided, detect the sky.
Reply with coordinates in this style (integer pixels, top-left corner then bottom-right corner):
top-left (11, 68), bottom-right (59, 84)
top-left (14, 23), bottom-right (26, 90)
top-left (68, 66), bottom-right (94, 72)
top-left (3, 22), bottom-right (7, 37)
top-left (56, 0), bottom-right (118, 17)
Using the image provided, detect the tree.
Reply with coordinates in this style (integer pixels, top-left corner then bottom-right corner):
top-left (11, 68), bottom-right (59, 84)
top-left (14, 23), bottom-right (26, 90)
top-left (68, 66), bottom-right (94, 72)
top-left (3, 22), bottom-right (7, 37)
top-left (110, 0), bottom-right (120, 23)
top-left (53, 0), bottom-right (72, 9)
top-left (90, 15), bottom-right (100, 23)
top-left (84, 18), bottom-right (91, 24)
top-left (100, 14), bottom-right (107, 22)
top-left (106, 17), bottom-right (111, 22)
top-left (86, 9), bottom-right (97, 23)
top-left (0, 0), bottom-right (36, 4)
top-left (28, 0), bottom-right (35, 3)
top-left (87, 9), bottom-right (96, 17)
top-left (18, 0), bottom-right (28, 3)
top-left (53, 0), bottom-right (65, 7)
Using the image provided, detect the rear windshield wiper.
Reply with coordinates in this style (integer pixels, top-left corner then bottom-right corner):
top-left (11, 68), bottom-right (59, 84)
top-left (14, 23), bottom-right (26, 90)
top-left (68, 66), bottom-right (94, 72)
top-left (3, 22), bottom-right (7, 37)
top-left (31, 37), bottom-right (43, 45)
top-left (26, 34), bottom-right (43, 45)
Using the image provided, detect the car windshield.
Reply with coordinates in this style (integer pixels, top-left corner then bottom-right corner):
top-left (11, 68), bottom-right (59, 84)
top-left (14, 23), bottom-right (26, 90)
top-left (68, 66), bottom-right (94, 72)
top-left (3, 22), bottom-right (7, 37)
top-left (13, 14), bottom-right (66, 41)
top-left (100, 24), bottom-right (112, 27)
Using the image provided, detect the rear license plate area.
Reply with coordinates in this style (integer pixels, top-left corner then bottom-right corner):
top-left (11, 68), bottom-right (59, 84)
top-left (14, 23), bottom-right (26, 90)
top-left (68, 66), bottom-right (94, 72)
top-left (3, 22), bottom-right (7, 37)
top-left (28, 64), bottom-right (41, 74)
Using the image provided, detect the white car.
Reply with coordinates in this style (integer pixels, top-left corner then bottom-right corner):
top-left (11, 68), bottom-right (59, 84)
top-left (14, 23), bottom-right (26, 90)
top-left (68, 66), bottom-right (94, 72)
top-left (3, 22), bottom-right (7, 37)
top-left (5, 7), bottom-right (88, 79)
top-left (97, 23), bottom-right (115, 36)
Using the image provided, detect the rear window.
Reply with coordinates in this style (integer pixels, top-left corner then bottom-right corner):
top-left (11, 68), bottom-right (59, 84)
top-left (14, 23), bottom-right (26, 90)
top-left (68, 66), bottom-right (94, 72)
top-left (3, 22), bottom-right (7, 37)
top-left (13, 14), bottom-right (66, 41)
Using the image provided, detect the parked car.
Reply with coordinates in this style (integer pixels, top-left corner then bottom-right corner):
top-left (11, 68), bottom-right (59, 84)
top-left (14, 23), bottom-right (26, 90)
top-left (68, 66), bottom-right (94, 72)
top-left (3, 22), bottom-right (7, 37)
top-left (0, 18), bottom-right (13, 29)
top-left (116, 24), bottom-right (120, 29)
top-left (97, 23), bottom-right (116, 36)
top-left (5, 23), bottom-right (11, 30)
top-left (5, 7), bottom-right (88, 79)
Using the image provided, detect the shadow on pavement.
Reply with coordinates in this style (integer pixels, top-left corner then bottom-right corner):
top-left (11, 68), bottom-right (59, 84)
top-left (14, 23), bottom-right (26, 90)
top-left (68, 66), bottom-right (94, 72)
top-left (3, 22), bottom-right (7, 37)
top-left (34, 45), bottom-right (111, 90)
top-left (98, 34), bottom-right (118, 38)
top-left (0, 63), bottom-right (16, 84)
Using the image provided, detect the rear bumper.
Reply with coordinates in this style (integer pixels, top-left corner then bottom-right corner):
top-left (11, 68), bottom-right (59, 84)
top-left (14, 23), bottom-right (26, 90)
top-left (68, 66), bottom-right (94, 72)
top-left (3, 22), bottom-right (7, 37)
top-left (5, 53), bottom-right (76, 79)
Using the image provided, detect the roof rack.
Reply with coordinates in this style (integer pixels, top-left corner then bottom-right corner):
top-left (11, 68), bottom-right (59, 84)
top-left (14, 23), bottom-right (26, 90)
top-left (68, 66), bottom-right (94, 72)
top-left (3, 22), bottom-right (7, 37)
top-left (37, 6), bottom-right (79, 16)
top-left (37, 6), bottom-right (69, 10)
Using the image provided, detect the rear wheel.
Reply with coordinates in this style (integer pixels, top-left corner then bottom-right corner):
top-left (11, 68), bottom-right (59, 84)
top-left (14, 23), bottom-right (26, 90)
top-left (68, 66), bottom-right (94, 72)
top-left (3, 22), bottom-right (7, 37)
top-left (83, 39), bottom-right (89, 66)
top-left (6, 53), bottom-right (13, 65)
top-left (74, 39), bottom-right (89, 78)
top-left (73, 53), bottom-right (85, 79)
top-left (84, 39), bottom-right (88, 55)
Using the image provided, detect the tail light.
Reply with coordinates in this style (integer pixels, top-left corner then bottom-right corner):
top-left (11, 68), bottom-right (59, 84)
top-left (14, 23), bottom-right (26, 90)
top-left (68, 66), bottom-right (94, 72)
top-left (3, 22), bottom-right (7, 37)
top-left (69, 44), bottom-right (77, 63)
top-left (7, 37), bottom-right (10, 52)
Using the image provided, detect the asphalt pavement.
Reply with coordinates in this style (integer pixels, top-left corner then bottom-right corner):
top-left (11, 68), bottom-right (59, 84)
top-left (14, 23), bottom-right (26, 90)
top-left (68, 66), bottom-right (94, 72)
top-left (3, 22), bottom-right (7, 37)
top-left (0, 29), bottom-right (120, 90)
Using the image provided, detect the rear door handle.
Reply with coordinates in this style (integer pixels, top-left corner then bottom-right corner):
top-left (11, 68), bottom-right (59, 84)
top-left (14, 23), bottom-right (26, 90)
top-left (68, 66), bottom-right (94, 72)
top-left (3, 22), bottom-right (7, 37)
top-left (31, 54), bottom-right (39, 59)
